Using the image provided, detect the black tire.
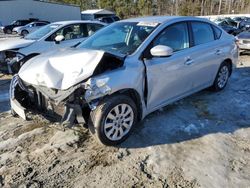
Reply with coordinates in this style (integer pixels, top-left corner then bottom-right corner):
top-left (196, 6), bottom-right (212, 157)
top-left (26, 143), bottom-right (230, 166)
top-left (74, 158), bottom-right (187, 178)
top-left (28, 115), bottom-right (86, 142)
top-left (11, 108), bottom-right (18, 117)
top-left (21, 30), bottom-right (29, 36)
top-left (89, 94), bottom-right (138, 146)
top-left (211, 62), bottom-right (231, 91)
top-left (6, 29), bottom-right (12, 34)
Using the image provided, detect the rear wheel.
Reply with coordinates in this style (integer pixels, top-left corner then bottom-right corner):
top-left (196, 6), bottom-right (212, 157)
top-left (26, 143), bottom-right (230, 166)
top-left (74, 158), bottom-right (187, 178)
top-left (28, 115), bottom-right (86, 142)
top-left (89, 94), bottom-right (137, 145)
top-left (211, 62), bottom-right (230, 91)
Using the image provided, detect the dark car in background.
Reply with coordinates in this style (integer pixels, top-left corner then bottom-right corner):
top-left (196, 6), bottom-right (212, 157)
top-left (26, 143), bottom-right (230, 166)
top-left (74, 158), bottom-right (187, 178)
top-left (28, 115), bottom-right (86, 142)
top-left (215, 20), bottom-right (241, 35)
top-left (2, 19), bottom-right (38, 34)
top-left (238, 17), bottom-right (250, 31)
top-left (97, 16), bottom-right (120, 24)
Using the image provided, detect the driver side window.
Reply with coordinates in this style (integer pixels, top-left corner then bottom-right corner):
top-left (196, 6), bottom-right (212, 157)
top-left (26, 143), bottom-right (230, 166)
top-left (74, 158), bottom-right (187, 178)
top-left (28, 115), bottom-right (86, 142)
top-left (47, 24), bottom-right (86, 41)
top-left (153, 22), bottom-right (189, 52)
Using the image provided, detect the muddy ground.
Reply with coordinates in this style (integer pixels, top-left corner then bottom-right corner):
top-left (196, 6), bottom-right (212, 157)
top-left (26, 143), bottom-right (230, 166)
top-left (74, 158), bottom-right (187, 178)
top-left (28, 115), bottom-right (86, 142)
top-left (0, 54), bottom-right (250, 188)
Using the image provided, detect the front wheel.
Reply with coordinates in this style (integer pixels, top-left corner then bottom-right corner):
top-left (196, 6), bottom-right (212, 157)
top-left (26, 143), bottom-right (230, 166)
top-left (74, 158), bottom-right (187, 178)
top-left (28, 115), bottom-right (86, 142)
top-left (211, 62), bottom-right (230, 91)
top-left (89, 94), bottom-right (137, 145)
top-left (21, 30), bottom-right (29, 36)
top-left (6, 29), bottom-right (12, 34)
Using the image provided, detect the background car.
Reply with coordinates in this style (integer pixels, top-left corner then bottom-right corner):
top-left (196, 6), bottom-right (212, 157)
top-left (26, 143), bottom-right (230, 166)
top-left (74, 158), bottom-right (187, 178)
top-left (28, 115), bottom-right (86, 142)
top-left (13, 21), bottom-right (50, 36)
top-left (97, 15), bottom-right (120, 23)
top-left (0, 20), bottom-right (106, 73)
top-left (238, 17), bottom-right (250, 31)
top-left (2, 19), bottom-right (38, 34)
top-left (236, 32), bottom-right (250, 51)
top-left (215, 19), bottom-right (241, 35)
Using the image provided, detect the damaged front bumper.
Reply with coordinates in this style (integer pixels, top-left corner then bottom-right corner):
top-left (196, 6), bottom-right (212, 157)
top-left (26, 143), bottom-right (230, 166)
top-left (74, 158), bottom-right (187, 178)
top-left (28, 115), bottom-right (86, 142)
top-left (10, 75), bottom-right (88, 125)
top-left (10, 75), bottom-right (27, 119)
top-left (10, 75), bottom-right (112, 126)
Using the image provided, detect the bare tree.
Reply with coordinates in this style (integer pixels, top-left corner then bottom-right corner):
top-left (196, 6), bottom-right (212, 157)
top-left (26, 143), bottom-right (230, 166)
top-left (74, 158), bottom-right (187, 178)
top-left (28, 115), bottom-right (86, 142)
top-left (218, 0), bottom-right (222, 14)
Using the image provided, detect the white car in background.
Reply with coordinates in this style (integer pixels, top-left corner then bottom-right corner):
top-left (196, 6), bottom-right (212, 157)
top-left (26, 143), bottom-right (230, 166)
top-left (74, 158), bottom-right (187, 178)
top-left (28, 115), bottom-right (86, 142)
top-left (0, 20), bottom-right (106, 73)
top-left (13, 21), bottom-right (50, 36)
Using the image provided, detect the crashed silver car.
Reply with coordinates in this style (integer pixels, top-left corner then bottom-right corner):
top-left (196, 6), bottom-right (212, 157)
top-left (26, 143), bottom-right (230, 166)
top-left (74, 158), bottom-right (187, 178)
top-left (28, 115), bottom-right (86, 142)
top-left (10, 16), bottom-right (238, 145)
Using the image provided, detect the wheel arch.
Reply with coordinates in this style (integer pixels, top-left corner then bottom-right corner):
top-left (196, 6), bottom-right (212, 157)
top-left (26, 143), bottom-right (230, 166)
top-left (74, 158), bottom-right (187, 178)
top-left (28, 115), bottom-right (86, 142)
top-left (21, 29), bottom-right (29, 34)
top-left (223, 58), bottom-right (233, 76)
top-left (111, 88), bottom-right (143, 121)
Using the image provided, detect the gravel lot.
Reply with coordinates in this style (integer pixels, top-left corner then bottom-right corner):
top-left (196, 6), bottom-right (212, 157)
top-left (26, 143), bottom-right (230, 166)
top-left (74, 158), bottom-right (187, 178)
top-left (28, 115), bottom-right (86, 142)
top-left (0, 51), bottom-right (250, 187)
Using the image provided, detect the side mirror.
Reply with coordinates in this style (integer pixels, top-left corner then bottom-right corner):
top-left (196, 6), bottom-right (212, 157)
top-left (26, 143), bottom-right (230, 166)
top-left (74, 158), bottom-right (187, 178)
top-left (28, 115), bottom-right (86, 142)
top-left (55, 35), bottom-right (64, 44)
top-left (150, 45), bottom-right (173, 57)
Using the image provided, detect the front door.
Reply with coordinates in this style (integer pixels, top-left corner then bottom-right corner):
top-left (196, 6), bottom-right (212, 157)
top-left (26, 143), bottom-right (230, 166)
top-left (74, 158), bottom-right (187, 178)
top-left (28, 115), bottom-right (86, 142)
top-left (144, 22), bottom-right (194, 111)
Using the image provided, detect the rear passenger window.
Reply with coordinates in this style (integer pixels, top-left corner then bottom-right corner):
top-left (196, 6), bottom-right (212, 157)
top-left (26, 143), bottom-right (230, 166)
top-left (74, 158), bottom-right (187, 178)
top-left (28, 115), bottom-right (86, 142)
top-left (191, 22), bottom-right (215, 45)
top-left (37, 23), bottom-right (46, 26)
top-left (212, 25), bottom-right (222, 39)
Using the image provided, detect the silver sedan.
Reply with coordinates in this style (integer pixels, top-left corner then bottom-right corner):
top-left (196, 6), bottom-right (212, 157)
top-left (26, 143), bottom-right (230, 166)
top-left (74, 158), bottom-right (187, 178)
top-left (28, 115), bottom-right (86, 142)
top-left (10, 16), bottom-right (239, 145)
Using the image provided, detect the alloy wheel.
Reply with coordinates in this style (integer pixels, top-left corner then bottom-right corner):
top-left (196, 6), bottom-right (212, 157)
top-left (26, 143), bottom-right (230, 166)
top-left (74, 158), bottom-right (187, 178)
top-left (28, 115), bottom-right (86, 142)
top-left (104, 103), bottom-right (134, 141)
top-left (217, 65), bottom-right (229, 89)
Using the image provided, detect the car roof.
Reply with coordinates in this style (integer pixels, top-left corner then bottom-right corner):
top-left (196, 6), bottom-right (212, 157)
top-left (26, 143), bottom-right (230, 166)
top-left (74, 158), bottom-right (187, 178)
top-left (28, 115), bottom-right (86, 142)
top-left (52, 20), bottom-right (106, 25)
top-left (28, 21), bottom-right (48, 24)
top-left (121, 16), bottom-right (212, 24)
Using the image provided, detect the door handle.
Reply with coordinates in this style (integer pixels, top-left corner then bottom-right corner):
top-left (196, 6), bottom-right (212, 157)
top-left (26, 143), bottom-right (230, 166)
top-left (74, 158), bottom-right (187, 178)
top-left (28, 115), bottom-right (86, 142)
top-left (184, 58), bottom-right (194, 65)
top-left (215, 49), bottom-right (222, 55)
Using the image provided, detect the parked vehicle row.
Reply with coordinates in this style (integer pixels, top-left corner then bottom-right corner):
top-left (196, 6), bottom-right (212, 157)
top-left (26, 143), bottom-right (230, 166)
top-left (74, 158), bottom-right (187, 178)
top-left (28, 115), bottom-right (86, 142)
top-left (212, 16), bottom-right (250, 52)
top-left (0, 12), bottom-right (120, 36)
top-left (7, 16), bottom-right (238, 145)
top-left (0, 18), bottom-right (40, 34)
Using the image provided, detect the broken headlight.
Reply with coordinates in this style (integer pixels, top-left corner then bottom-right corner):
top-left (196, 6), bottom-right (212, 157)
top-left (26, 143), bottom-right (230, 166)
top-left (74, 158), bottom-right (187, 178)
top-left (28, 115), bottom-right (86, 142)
top-left (84, 77), bottom-right (111, 103)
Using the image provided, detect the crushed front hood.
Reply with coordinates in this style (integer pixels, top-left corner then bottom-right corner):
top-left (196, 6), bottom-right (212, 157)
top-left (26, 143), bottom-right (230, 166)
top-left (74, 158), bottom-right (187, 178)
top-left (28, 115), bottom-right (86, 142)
top-left (19, 48), bottom-right (105, 90)
top-left (0, 38), bottom-right (35, 51)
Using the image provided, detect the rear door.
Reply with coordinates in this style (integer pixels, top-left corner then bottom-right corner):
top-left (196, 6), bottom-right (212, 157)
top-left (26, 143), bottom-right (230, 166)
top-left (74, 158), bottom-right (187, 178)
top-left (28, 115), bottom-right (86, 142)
top-left (187, 21), bottom-right (224, 88)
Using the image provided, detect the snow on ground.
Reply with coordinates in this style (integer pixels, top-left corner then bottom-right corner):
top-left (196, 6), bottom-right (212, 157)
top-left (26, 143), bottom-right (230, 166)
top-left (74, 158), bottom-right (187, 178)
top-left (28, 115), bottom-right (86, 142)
top-left (0, 56), bottom-right (249, 187)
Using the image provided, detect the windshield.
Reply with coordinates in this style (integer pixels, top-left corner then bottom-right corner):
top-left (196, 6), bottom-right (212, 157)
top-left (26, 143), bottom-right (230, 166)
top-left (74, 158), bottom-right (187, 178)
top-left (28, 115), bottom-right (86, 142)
top-left (24, 24), bottom-right (61, 40)
top-left (78, 22), bottom-right (158, 55)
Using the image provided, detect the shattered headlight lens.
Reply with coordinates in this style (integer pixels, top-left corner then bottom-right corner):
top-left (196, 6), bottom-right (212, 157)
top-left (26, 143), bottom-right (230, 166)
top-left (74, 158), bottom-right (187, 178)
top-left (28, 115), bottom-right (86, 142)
top-left (84, 77), bottom-right (111, 102)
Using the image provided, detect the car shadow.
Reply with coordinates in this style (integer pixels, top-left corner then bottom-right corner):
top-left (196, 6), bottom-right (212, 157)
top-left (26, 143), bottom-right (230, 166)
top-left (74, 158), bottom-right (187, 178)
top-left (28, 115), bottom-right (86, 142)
top-left (120, 66), bottom-right (250, 149)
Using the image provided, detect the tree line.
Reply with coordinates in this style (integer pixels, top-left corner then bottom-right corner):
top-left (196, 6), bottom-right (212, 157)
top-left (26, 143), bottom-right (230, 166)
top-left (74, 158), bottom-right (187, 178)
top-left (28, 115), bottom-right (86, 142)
top-left (50, 0), bottom-right (250, 18)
